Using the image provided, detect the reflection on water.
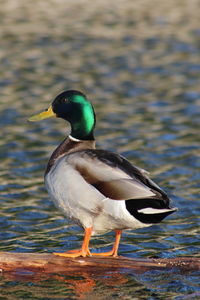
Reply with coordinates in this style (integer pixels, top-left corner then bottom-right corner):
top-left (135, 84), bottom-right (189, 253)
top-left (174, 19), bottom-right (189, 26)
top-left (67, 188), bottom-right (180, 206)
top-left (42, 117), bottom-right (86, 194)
top-left (0, 0), bottom-right (200, 299)
top-left (1, 268), bottom-right (200, 299)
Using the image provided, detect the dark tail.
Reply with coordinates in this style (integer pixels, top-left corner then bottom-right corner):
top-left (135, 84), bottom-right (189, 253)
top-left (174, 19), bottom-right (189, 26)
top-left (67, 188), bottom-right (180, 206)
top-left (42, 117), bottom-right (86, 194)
top-left (125, 198), bottom-right (177, 224)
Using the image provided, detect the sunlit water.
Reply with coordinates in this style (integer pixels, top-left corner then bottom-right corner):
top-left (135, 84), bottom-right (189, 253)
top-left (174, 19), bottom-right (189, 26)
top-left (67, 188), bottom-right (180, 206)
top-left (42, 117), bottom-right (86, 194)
top-left (0, 0), bottom-right (200, 299)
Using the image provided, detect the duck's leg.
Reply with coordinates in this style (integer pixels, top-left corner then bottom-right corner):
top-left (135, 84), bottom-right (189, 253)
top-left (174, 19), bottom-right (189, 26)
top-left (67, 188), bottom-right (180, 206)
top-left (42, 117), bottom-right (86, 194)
top-left (92, 230), bottom-right (122, 257)
top-left (54, 227), bottom-right (92, 258)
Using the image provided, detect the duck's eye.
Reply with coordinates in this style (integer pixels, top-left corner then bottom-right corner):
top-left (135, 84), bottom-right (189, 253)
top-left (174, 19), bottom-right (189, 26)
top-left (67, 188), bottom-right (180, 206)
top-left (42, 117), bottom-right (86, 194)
top-left (63, 98), bottom-right (69, 103)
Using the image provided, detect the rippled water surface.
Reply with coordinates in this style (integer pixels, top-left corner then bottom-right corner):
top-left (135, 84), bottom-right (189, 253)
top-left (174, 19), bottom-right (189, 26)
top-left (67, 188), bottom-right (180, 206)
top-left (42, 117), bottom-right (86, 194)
top-left (0, 0), bottom-right (200, 299)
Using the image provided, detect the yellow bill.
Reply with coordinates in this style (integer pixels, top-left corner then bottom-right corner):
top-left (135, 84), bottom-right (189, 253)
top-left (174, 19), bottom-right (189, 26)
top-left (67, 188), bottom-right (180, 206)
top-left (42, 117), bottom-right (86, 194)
top-left (28, 105), bottom-right (56, 122)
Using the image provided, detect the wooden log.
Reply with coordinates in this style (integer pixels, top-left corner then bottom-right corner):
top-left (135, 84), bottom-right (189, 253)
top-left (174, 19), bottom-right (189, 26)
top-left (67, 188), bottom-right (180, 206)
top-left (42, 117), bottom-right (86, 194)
top-left (0, 252), bottom-right (199, 276)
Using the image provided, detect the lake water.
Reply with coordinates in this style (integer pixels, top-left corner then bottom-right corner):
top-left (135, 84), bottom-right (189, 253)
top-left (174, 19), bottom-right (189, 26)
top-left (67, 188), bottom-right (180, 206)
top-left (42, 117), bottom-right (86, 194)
top-left (0, 0), bottom-right (199, 299)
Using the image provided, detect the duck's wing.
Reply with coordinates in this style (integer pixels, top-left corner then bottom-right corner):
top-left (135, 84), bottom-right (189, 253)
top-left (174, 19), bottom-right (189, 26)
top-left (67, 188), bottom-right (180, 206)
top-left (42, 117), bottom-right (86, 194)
top-left (68, 149), bottom-right (170, 204)
top-left (68, 149), bottom-right (177, 224)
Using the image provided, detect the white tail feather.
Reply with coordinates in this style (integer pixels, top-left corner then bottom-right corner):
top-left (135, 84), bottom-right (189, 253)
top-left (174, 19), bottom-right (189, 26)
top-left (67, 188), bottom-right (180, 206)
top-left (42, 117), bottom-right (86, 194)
top-left (138, 207), bottom-right (174, 215)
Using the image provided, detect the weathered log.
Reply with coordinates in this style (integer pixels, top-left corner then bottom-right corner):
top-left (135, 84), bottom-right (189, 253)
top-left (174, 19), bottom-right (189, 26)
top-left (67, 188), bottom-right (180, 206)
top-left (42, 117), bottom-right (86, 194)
top-left (0, 252), bottom-right (199, 276)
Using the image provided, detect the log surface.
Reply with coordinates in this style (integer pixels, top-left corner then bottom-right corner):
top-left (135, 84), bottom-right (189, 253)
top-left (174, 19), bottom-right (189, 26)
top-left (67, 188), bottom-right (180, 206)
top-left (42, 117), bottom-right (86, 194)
top-left (0, 252), bottom-right (199, 275)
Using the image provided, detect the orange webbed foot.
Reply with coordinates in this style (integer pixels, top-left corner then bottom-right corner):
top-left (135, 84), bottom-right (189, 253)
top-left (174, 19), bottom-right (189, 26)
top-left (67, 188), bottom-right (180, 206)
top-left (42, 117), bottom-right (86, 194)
top-left (91, 250), bottom-right (118, 257)
top-left (54, 227), bottom-right (93, 258)
top-left (54, 248), bottom-right (91, 258)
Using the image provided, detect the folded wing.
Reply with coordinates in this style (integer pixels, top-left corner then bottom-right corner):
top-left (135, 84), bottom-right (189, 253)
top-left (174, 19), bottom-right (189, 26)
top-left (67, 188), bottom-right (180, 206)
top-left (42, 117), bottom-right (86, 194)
top-left (67, 149), bottom-right (177, 224)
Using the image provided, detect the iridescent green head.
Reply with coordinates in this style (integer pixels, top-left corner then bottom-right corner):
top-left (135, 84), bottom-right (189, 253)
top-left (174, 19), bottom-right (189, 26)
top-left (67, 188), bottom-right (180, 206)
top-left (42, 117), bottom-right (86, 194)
top-left (29, 90), bottom-right (96, 140)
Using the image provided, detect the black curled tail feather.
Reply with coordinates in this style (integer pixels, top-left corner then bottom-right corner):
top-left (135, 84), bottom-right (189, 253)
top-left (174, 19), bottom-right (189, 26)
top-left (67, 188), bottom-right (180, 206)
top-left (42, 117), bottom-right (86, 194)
top-left (125, 198), bottom-right (177, 224)
top-left (128, 208), bottom-right (176, 224)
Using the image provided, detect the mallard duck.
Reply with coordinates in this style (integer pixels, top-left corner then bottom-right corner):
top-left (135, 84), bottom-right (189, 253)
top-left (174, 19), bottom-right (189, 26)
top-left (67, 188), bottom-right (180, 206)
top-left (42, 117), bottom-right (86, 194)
top-left (29, 90), bottom-right (177, 257)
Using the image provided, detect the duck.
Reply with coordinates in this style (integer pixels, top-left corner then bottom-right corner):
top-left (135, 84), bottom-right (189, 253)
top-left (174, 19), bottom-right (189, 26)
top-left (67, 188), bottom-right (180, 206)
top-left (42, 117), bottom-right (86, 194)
top-left (29, 90), bottom-right (177, 258)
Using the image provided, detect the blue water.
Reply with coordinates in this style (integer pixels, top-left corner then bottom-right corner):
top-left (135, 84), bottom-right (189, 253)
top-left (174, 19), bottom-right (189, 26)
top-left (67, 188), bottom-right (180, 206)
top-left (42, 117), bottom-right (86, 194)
top-left (0, 1), bottom-right (200, 299)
